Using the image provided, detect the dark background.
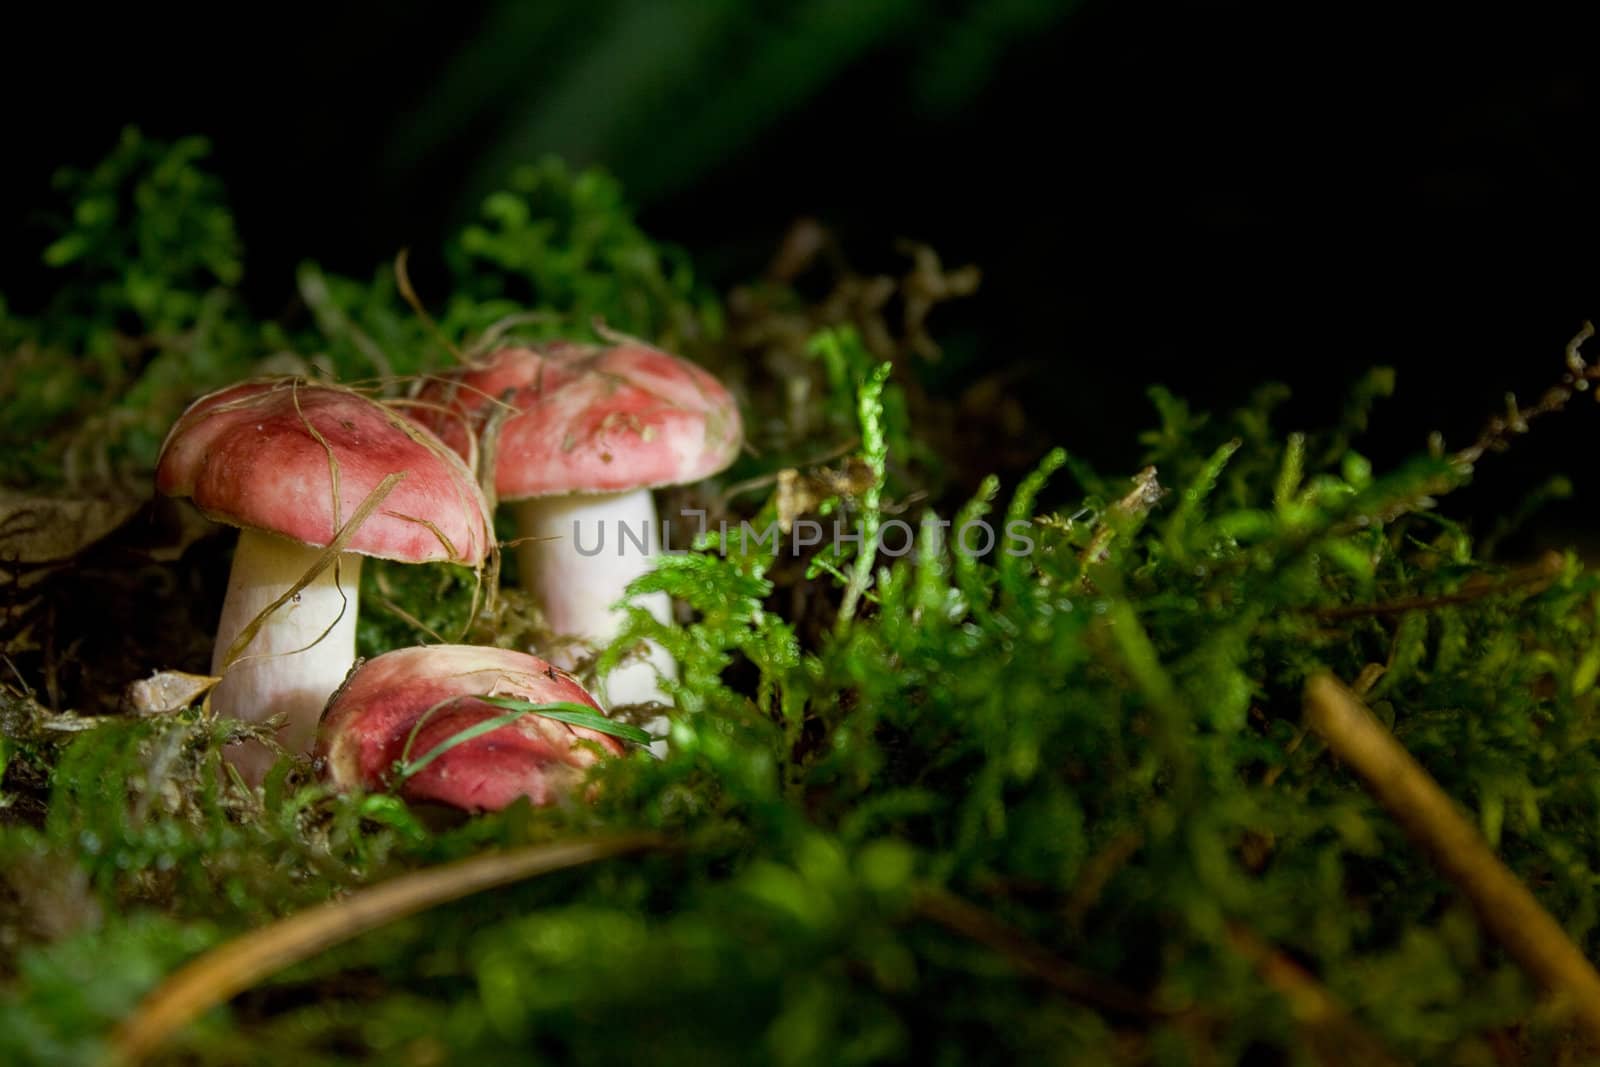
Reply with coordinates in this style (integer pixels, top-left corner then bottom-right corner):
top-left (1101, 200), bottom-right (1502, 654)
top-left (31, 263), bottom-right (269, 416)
top-left (4, 0), bottom-right (1598, 544)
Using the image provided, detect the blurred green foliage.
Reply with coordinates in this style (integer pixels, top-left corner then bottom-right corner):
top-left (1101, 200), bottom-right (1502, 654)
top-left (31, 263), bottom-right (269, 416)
top-left (0, 133), bottom-right (714, 488)
top-left (2, 130), bottom-right (1598, 1067)
top-left (42, 127), bottom-right (243, 342)
top-left (389, 0), bottom-right (1080, 210)
top-left (0, 130), bottom-right (256, 485)
top-left (442, 156), bottom-right (719, 348)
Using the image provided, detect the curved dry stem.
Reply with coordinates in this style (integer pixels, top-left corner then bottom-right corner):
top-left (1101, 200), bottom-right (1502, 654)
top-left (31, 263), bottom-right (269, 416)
top-left (383, 391), bottom-right (484, 478)
top-left (590, 318), bottom-right (651, 351)
top-left (1565, 319), bottom-right (1594, 376)
top-left (296, 267), bottom-right (394, 380)
top-left (292, 378), bottom-right (344, 529)
top-left (384, 396), bottom-right (484, 473)
top-left (378, 510), bottom-right (459, 561)
top-left (219, 472), bottom-right (404, 672)
top-left (369, 389), bottom-right (495, 631)
top-left (369, 592), bottom-right (448, 644)
top-left (1222, 921), bottom-right (1401, 1066)
top-left (451, 384), bottom-right (518, 628)
top-left (362, 381), bottom-right (498, 632)
top-left (397, 374), bottom-right (523, 412)
top-left (222, 555), bottom-right (353, 674)
top-left (1440, 320), bottom-right (1600, 472)
top-left (910, 886), bottom-right (1155, 1019)
top-left (393, 248), bottom-right (465, 366)
top-left (1305, 673), bottom-right (1600, 1045)
top-left (105, 834), bottom-right (665, 1066)
top-left (466, 309), bottom-right (561, 359)
top-left (370, 393), bottom-right (491, 559)
top-left (1308, 550), bottom-right (1565, 621)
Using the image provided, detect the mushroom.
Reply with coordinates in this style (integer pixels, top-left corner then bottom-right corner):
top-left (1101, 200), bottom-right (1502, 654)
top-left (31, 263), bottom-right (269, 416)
top-left (317, 644), bottom-right (626, 811)
top-left (156, 378), bottom-right (492, 782)
top-left (412, 341), bottom-right (741, 728)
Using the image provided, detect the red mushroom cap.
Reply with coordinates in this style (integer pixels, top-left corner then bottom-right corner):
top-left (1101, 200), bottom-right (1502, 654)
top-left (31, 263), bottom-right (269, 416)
top-left (412, 341), bottom-right (741, 498)
top-left (317, 644), bottom-right (627, 811)
top-left (156, 378), bottom-right (491, 565)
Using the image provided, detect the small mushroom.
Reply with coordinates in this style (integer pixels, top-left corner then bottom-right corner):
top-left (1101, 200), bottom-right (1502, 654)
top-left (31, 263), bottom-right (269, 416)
top-left (156, 378), bottom-right (491, 782)
top-left (317, 644), bottom-right (626, 811)
top-left (413, 341), bottom-right (742, 727)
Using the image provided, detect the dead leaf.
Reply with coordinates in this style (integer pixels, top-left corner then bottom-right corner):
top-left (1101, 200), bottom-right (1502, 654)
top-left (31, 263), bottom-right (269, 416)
top-left (124, 671), bottom-right (221, 715)
top-left (0, 489), bottom-right (141, 563)
top-left (775, 457), bottom-right (877, 534)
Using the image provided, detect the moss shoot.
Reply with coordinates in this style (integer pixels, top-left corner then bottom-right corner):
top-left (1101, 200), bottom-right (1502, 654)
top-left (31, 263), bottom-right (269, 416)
top-left (3, 130), bottom-right (1600, 1066)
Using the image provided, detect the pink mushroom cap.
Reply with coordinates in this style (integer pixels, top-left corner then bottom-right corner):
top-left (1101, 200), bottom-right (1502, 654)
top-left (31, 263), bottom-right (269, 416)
top-left (317, 644), bottom-right (628, 811)
top-left (412, 340), bottom-right (742, 498)
top-left (156, 378), bottom-right (491, 564)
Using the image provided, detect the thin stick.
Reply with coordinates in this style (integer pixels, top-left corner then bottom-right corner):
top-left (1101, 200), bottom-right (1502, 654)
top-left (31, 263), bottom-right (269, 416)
top-left (1223, 921), bottom-right (1401, 1066)
top-left (1451, 320), bottom-right (1597, 468)
top-left (1304, 673), bottom-right (1600, 1043)
top-left (106, 833), bottom-right (663, 1065)
top-left (1309, 550), bottom-right (1564, 621)
top-left (1318, 322), bottom-right (1599, 538)
top-left (393, 249), bottom-right (466, 366)
top-left (219, 472), bottom-right (405, 672)
top-left (911, 886), bottom-right (1155, 1018)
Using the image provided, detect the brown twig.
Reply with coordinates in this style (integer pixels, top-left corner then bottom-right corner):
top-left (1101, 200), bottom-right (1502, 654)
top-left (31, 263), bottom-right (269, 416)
top-left (1310, 550), bottom-right (1565, 621)
top-left (716, 437), bottom-right (862, 509)
top-left (106, 833), bottom-right (664, 1066)
top-left (1063, 830), bottom-right (1144, 927)
top-left (1319, 322), bottom-right (1599, 539)
top-left (369, 593), bottom-right (447, 645)
top-left (393, 249), bottom-right (466, 366)
top-left (1304, 673), bottom-right (1600, 1045)
top-left (1452, 320), bottom-right (1597, 468)
top-left (1223, 922), bottom-right (1402, 1066)
top-left (219, 471), bottom-right (404, 672)
top-left (461, 388), bottom-right (515, 629)
top-left (911, 886), bottom-right (1157, 1018)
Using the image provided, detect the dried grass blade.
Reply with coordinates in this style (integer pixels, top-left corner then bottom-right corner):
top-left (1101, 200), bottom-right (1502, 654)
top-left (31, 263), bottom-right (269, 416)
top-left (219, 472), bottom-right (405, 671)
top-left (1305, 673), bottom-right (1600, 1045)
top-left (106, 833), bottom-right (664, 1065)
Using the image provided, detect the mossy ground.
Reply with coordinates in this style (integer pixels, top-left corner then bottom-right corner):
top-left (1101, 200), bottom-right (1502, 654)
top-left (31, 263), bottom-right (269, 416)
top-left (3, 131), bottom-right (1600, 1066)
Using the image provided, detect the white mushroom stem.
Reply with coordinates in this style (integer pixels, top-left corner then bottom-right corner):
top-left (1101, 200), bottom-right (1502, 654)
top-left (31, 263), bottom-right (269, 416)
top-left (210, 527), bottom-right (362, 784)
top-left (512, 488), bottom-right (675, 746)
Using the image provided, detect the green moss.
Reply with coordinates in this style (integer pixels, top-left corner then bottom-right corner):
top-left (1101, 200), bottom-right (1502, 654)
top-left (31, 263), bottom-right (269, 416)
top-left (2, 131), bottom-right (1597, 1065)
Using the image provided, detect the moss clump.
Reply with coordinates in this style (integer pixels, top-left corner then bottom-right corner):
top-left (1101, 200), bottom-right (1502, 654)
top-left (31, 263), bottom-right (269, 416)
top-left (3, 132), bottom-right (1599, 1066)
